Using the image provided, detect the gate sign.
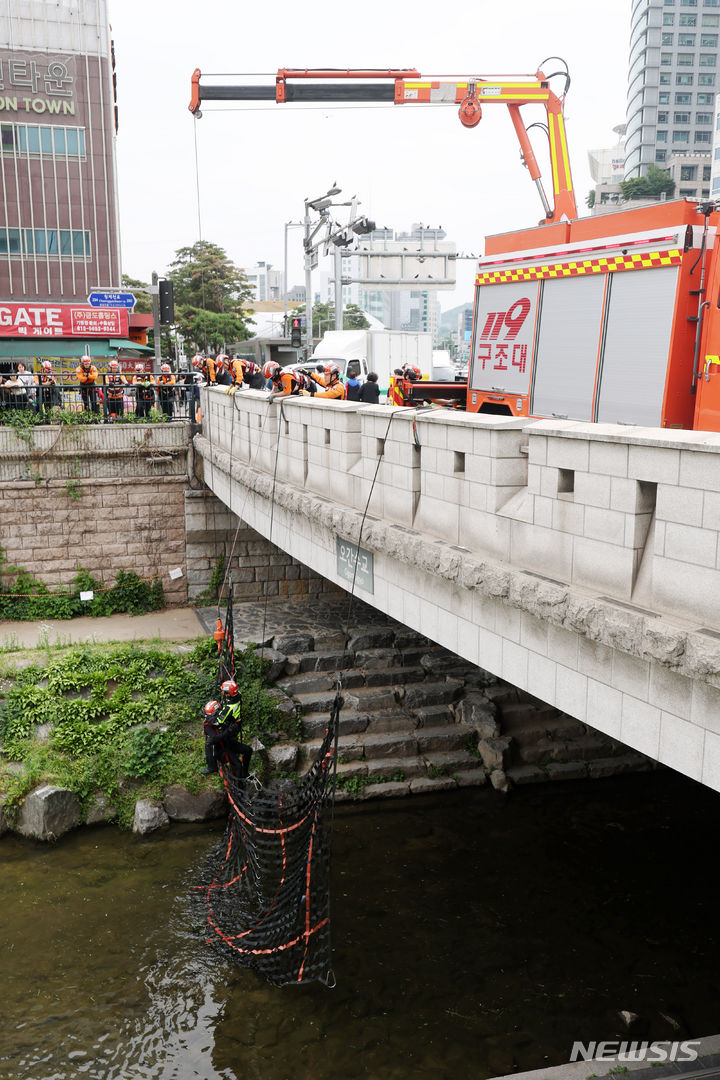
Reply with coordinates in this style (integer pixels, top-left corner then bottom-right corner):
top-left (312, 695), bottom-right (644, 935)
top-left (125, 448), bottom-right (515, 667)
top-left (469, 280), bottom-right (539, 396)
top-left (0, 303), bottom-right (129, 338)
top-left (88, 291), bottom-right (136, 308)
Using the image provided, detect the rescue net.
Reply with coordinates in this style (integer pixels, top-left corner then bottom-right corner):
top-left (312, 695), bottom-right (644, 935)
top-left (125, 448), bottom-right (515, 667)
top-left (195, 587), bottom-right (340, 987)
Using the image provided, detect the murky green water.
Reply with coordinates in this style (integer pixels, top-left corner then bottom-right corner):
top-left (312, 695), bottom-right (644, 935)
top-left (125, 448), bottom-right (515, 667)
top-left (1, 771), bottom-right (719, 1080)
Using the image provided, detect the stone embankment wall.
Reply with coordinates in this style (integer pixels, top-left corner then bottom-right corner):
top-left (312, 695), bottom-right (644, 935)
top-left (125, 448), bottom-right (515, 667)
top-left (0, 423), bottom-right (192, 606)
top-left (0, 422), bottom-right (345, 609)
top-left (184, 488), bottom-right (345, 603)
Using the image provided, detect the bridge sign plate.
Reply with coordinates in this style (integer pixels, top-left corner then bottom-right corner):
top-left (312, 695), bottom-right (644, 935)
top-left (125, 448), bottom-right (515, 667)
top-left (336, 538), bottom-right (374, 594)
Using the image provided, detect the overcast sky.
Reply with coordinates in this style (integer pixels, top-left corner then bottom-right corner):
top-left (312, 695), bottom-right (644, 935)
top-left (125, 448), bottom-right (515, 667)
top-left (109, 0), bottom-right (630, 311)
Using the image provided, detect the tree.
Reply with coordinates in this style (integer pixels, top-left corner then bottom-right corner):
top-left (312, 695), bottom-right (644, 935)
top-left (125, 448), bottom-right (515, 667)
top-left (121, 274), bottom-right (153, 315)
top-left (166, 241), bottom-right (254, 352)
top-left (294, 300), bottom-right (370, 338)
top-left (619, 164), bottom-right (675, 202)
top-left (168, 241), bottom-right (252, 313)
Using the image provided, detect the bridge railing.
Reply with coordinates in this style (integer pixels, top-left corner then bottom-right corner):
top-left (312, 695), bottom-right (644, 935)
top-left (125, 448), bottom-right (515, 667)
top-left (199, 386), bottom-right (720, 631)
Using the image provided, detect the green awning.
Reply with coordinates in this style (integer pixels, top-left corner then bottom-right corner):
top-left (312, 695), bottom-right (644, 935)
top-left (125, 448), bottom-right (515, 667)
top-left (108, 338), bottom-right (154, 354)
top-left (0, 340), bottom-right (113, 358)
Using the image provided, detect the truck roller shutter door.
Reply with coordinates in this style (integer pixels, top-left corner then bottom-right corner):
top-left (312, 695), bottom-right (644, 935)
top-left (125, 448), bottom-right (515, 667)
top-left (530, 274), bottom-right (606, 421)
top-left (595, 266), bottom-right (679, 427)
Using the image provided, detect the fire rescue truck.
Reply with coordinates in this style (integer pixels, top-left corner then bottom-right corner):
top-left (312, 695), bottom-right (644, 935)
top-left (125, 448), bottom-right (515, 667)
top-left (189, 63), bottom-right (720, 431)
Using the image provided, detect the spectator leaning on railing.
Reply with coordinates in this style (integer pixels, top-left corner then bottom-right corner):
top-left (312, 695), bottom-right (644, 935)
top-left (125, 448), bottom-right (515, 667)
top-left (132, 363), bottom-right (156, 418)
top-left (38, 360), bottom-right (60, 410)
top-left (105, 359), bottom-right (127, 418)
top-left (75, 354), bottom-right (99, 414)
top-left (156, 363), bottom-right (176, 418)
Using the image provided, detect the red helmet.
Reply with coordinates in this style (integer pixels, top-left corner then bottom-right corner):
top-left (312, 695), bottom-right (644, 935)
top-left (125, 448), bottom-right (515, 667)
top-left (135, 362), bottom-right (144, 372)
top-left (221, 678), bottom-right (239, 697)
top-left (216, 353), bottom-right (229, 367)
top-left (80, 354), bottom-right (91, 366)
top-left (161, 363), bottom-right (171, 373)
top-left (324, 362), bottom-right (340, 378)
top-left (192, 356), bottom-right (202, 368)
top-left (41, 360), bottom-right (52, 371)
top-left (109, 359), bottom-right (119, 370)
top-left (404, 364), bottom-right (421, 377)
top-left (203, 700), bottom-right (221, 718)
top-left (263, 360), bottom-right (280, 380)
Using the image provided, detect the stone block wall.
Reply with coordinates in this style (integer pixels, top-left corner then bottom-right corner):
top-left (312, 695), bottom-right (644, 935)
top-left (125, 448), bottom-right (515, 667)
top-left (0, 477), bottom-right (188, 606)
top-left (184, 488), bottom-right (345, 603)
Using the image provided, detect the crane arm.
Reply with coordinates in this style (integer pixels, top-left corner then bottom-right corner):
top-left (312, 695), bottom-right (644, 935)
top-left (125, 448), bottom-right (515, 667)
top-left (188, 65), bottom-right (576, 223)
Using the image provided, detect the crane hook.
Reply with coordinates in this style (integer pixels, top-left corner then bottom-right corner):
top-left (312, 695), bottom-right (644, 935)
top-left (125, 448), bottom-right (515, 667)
top-left (458, 80), bottom-right (482, 128)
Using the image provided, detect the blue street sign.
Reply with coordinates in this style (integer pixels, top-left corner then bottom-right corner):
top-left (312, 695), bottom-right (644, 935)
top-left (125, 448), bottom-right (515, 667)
top-left (88, 291), bottom-right (136, 308)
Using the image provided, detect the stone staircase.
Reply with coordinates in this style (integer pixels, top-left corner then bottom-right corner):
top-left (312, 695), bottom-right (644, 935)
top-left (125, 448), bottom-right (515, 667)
top-left (269, 626), bottom-right (489, 800)
top-left (260, 624), bottom-right (655, 800)
top-left (479, 683), bottom-right (654, 789)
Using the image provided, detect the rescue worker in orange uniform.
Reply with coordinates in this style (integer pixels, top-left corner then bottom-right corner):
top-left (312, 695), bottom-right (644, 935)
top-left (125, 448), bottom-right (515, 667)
top-left (227, 355), bottom-right (245, 390)
top-left (156, 362), bottom-right (176, 418)
top-left (105, 358), bottom-right (127, 419)
top-left (38, 360), bottom-right (60, 411)
top-left (75, 353), bottom-right (99, 414)
top-left (264, 360), bottom-right (313, 402)
top-left (213, 355), bottom-right (233, 388)
top-left (242, 359), bottom-right (264, 389)
top-left (313, 361), bottom-right (346, 400)
top-left (132, 362), bottom-right (156, 418)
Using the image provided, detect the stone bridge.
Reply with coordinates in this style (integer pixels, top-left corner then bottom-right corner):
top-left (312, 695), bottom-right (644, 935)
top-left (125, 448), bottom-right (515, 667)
top-left (195, 386), bottom-right (720, 793)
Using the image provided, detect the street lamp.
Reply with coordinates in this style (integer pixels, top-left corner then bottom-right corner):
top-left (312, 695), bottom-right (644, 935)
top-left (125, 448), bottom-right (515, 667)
top-left (304, 184), bottom-right (342, 354)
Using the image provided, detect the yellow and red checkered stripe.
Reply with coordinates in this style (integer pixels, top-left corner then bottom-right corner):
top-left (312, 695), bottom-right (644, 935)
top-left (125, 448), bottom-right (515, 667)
top-left (475, 248), bottom-right (682, 287)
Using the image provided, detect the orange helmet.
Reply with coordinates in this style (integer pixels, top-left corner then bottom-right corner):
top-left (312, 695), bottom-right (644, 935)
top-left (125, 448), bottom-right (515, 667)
top-left (221, 678), bottom-right (239, 697)
top-left (263, 360), bottom-right (280, 380)
top-left (192, 356), bottom-right (202, 368)
top-left (203, 700), bottom-right (221, 718)
top-left (404, 364), bottom-right (421, 377)
top-left (109, 359), bottom-right (119, 370)
top-left (216, 353), bottom-right (229, 367)
top-left (324, 361), bottom-right (340, 379)
top-left (41, 360), bottom-right (52, 371)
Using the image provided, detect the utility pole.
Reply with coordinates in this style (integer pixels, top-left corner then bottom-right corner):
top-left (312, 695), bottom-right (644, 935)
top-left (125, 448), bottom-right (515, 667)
top-left (151, 270), bottom-right (161, 365)
top-left (334, 247), bottom-right (343, 331)
top-left (303, 203), bottom-right (313, 355)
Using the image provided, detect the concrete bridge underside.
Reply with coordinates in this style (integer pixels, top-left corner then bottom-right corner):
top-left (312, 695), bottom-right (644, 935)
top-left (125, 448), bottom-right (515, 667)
top-left (196, 387), bottom-right (720, 794)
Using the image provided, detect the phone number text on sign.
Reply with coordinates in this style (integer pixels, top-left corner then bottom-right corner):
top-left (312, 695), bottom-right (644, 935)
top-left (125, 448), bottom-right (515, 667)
top-left (336, 538), bottom-right (374, 594)
top-left (70, 309), bottom-right (123, 335)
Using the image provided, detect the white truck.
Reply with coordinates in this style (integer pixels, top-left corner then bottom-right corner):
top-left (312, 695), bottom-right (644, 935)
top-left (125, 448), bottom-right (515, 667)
top-left (309, 329), bottom-right (433, 395)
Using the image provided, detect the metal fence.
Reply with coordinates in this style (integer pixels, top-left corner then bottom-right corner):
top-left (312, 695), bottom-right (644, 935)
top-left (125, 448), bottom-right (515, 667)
top-left (0, 373), bottom-right (199, 423)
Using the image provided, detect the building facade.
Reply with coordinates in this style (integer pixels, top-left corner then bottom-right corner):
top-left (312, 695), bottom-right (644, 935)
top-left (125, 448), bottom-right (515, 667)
top-left (0, 0), bottom-right (120, 304)
top-left (627, 0), bottom-right (720, 178)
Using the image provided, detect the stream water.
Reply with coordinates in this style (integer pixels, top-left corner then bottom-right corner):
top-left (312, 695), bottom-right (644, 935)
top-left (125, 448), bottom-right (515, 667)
top-left (1, 770), bottom-right (718, 1080)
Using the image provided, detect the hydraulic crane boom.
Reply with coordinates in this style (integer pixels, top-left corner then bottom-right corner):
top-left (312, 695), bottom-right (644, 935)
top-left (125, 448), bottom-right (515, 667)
top-left (188, 63), bottom-right (577, 223)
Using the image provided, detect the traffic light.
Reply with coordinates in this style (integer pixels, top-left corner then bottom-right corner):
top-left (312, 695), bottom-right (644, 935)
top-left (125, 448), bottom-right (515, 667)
top-left (158, 279), bottom-right (174, 324)
top-left (290, 316), bottom-right (302, 348)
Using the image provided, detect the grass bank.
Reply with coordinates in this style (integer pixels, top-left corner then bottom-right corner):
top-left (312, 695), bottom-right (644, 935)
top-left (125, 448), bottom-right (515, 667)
top-left (0, 636), bottom-right (300, 829)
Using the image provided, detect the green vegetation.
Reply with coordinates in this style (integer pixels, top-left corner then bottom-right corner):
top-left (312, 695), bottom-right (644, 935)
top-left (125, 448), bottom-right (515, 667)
top-left (334, 769), bottom-right (405, 798)
top-left (619, 163), bottom-right (675, 202)
top-left (0, 638), bottom-right (297, 829)
top-left (167, 240), bottom-right (254, 353)
top-left (0, 548), bottom-right (164, 621)
top-left (0, 405), bottom-right (171, 429)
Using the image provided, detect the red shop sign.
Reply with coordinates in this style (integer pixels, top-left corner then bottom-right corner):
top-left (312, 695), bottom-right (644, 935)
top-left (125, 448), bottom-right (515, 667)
top-left (0, 304), bottom-right (129, 338)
